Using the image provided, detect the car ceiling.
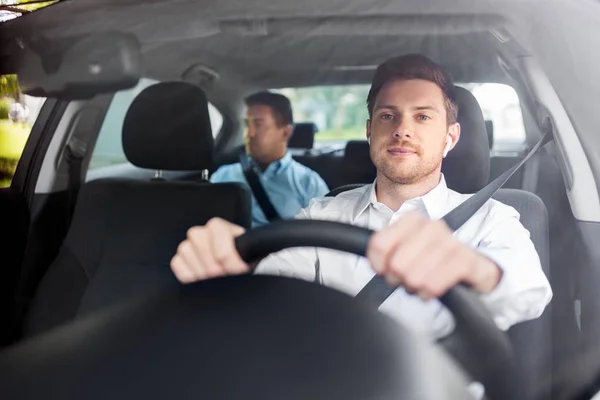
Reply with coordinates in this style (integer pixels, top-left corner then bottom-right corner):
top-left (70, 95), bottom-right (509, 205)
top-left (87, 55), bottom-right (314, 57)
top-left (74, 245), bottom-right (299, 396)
top-left (1, 0), bottom-right (600, 178)
top-left (0, 0), bottom-right (538, 90)
top-left (0, 0), bottom-right (592, 91)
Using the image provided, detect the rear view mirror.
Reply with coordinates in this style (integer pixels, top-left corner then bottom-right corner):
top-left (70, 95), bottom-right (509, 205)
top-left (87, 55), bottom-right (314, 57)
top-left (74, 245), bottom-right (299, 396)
top-left (16, 32), bottom-right (142, 99)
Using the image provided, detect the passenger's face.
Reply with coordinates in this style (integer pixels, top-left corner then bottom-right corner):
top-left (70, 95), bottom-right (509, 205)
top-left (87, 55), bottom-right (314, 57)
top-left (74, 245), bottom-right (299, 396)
top-left (244, 105), bottom-right (290, 164)
top-left (367, 79), bottom-right (460, 185)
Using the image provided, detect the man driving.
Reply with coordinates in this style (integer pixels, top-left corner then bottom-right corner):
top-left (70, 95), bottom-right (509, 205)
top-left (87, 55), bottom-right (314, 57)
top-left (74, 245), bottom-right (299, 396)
top-left (172, 54), bottom-right (552, 339)
top-left (210, 91), bottom-right (329, 227)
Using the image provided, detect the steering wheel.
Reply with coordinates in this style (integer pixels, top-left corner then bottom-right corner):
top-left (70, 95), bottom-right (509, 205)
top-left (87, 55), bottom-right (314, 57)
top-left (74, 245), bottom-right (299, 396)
top-left (238, 220), bottom-right (520, 400)
top-left (0, 220), bottom-right (520, 400)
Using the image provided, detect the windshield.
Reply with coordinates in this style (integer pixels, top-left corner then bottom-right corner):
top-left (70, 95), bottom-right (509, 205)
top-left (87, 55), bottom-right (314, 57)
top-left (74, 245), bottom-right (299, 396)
top-left (2, 1), bottom-right (600, 399)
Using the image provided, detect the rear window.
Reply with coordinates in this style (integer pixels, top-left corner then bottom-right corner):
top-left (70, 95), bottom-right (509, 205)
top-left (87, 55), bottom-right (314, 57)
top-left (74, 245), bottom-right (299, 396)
top-left (278, 85), bottom-right (370, 146)
top-left (89, 78), bottom-right (223, 170)
top-left (277, 83), bottom-right (526, 151)
top-left (460, 83), bottom-right (526, 149)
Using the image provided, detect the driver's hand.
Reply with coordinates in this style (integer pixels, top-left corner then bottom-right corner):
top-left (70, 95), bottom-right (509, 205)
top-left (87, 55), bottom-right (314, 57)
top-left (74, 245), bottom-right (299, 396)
top-left (170, 218), bottom-right (248, 283)
top-left (367, 212), bottom-right (502, 300)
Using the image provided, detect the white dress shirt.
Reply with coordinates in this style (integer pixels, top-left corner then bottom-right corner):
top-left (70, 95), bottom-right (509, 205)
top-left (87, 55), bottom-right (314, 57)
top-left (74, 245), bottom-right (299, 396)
top-left (255, 175), bottom-right (553, 340)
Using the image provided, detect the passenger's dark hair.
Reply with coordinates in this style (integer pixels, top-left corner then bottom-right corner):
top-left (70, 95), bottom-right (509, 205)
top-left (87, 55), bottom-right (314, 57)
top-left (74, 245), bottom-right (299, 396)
top-left (366, 54), bottom-right (458, 125)
top-left (244, 91), bottom-right (294, 126)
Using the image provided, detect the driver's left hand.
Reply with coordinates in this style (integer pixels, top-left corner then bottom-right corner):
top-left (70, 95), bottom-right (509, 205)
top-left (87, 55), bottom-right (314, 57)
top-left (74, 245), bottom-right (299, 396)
top-left (366, 212), bottom-right (502, 300)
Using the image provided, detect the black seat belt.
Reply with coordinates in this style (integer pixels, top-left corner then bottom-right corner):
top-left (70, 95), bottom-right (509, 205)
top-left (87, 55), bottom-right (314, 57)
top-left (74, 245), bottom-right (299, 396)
top-left (240, 154), bottom-right (281, 222)
top-left (62, 98), bottom-right (113, 227)
top-left (355, 130), bottom-right (553, 307)
top-left (64, 137), bottom-right (87, 225)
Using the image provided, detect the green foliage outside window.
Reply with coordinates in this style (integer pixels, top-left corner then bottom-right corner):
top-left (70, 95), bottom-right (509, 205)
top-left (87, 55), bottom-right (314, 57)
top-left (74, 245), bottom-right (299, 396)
top-left (0, 75), bottom-right (33, 188)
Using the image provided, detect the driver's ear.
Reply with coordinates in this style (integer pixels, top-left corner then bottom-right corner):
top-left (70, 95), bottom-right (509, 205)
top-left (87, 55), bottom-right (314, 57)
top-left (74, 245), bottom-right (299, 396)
top-left (444, 122), bottom-right (460, 157)
top-left (366, 119), bottom-right (371, 143)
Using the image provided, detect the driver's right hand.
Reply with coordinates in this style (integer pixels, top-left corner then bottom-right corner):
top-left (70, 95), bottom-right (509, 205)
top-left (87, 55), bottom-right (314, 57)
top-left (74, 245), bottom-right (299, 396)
top-left (170, 217), bottom-right (248, 283)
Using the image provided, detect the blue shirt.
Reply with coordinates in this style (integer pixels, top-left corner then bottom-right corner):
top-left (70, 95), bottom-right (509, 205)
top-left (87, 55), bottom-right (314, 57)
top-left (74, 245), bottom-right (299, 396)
top-left (211, 152), bottom-right (329, 227)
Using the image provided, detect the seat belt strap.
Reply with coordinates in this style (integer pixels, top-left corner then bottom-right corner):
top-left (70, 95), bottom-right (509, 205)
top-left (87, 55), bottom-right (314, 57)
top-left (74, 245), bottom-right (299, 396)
top-left (443, 130), bottom-right (551, 230)
top-left (355, 130), bottom-right (553, 307)
top-left (64, 137), bottom-right (87, 226)
top-left (60, 95), bottom-right (113, 228)
top-left (240, 154), bottom-right (281, 222)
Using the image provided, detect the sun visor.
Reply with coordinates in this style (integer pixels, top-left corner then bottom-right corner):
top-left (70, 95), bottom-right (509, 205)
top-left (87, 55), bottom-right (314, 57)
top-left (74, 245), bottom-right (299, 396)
top-left (16, 32), bottom-right (142, 100)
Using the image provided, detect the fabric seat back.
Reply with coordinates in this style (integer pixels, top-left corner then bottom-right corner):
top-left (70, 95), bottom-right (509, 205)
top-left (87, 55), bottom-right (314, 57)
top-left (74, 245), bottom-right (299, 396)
top-left (26, 82), bottom-right (251, 336)
top-left (494, 189), bottom-right (551, 400)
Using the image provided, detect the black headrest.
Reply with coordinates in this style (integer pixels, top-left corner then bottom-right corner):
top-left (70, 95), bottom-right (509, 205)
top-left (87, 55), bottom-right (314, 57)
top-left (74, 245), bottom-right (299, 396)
top-left (485, 120), bottom-right (494, 150)
top-left (343, 140), bottom-right (377, 183)
top-left (441, 86), bottom-right (490, 193)
top-left (289, 122), bottom-right (317, 149)
top-left (344, 140), bottom-right (371, 166)
top-left (123, 81), bottom-right (213, 171)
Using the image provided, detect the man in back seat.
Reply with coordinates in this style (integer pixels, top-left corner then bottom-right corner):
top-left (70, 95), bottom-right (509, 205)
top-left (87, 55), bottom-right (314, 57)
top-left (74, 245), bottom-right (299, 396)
top-left (211, 91), bottom-right (329, 227)
top-left (173, 55), bottom-right (551, 341)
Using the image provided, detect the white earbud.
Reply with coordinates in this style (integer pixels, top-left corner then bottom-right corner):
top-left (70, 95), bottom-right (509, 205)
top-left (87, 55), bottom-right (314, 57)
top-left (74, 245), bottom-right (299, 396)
top-left (367, 136), bottom-right (371, 145)
top-left (442, 137), bottom-right (452, 158)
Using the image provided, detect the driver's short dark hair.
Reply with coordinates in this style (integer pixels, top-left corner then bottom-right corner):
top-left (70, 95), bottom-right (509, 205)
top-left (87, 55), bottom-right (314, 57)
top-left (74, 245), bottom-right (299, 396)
top-left (245, 91), bottom-right (294, 127)
top-left (366, 54), bottom-right (458, 125)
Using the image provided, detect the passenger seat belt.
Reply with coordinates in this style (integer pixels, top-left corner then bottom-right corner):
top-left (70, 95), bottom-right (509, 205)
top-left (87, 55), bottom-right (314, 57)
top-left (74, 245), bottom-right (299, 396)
top-left (62, 98), bottom-right (113, 227)
top-left (64, 137), bottom-right (87, 224)
top-left (355, 130), bottom-right (553, 307)
top-left (240, 154), bottom-right (281, 222)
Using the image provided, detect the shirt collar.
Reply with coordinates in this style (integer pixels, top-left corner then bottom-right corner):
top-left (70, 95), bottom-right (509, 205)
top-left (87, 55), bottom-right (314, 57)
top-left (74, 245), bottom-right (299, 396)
top-left (352, 174), bottom-right (450, 222)
top-left (248, 151), bottom-right (293, 175)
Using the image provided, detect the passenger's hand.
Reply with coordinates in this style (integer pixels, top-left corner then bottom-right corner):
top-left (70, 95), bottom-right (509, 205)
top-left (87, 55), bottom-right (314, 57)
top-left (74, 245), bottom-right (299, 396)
top-left (170, 217), bottom-right (248, 283)
top-left (366, 212), bottom-right (501, 300)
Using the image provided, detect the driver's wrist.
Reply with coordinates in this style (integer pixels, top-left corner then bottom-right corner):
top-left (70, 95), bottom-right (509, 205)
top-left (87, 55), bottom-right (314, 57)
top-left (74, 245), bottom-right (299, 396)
top-left (469, 254), bottom-right (503, 293)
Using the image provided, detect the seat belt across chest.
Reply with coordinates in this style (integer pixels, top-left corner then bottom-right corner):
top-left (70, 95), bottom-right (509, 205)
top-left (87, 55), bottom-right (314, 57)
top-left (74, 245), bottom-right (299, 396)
top-left (240, 153), bottom-right (281, 222)
top-left (355, 130), bottom-right (552, 307)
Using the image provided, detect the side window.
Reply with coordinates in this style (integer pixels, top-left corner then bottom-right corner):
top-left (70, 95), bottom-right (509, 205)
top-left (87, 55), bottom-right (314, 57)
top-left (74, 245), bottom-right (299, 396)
top-left (458, 83), bottom-right (526, 151)
top-left (0, 74), bottom-right (46, 188)
top-left (208, 102), bottom-right (224, 138)
top-left (88, 78), bottom-right (223, 170)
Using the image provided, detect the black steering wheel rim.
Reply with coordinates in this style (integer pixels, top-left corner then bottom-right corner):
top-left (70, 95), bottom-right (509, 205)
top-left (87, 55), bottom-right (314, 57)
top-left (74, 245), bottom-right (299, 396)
top-left (0, 220), bottom-right (521, 400)
top-left (236, 219), bottom-right (521, 400)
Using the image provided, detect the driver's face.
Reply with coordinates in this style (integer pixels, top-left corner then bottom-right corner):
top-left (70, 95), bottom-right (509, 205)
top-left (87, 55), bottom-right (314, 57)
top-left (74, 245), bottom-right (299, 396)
top-left (367, 79), bottom-right (459, 185)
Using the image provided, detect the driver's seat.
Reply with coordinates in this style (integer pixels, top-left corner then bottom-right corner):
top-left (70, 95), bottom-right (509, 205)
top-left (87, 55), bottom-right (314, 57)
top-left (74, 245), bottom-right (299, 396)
top-left (25, 82), bottom-right (252, 336)
top-left (328, 86), bottom-right (552, 400)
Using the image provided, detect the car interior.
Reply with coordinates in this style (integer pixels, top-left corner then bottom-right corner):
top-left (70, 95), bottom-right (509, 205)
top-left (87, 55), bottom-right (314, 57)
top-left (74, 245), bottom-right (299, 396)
top-left (1, 1), bottom-right (600, 400)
